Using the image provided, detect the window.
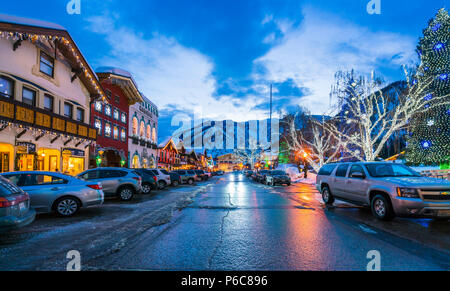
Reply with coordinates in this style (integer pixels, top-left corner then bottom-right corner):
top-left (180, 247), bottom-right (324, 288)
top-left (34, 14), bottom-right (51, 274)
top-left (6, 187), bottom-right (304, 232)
top-left (121, 128), bottom-right (126, 142)
top-left (39, 51), bottom-right (54, 77)
top-left (318, 164), bottom-right (337, 176)
top-left (132, 117), bottom-right (138, 135)
top-left (80, 170), bottom-right (99, 180)
top-left (365, 164), bottom-right (420, 178)
top-left (64, 103), bottom-right (73, 118)
top-left (2, 174), bottom-right (22, 186)
top-left (104, 122), bottom-right (111, 137)
top-left (121, 113), bottom-right (127, 124)
top-left (95, 101), bottom-right (102, 112)
top-left (0, 76), bottom-right (14, 98)
top-left (94, 118), bottom-right (102, 135)
top-left (113, 108), bottom-right (119, 120)
top-left (335, 164), bottom-right (349, 177)
top-left (22, 174), bottom-right (67, 186)
top-left (115, 95), bottom-right (120, 104)
top-left (22, 87), bottom-right (36, 106)
top-left (140, 121), bottom-right (145, 137)
top-left (44, 94), bottom-right (54, 112)
top-left (105, 90), bottom-right (112, 101)
top-left (146, 125), bottom-right (151, 140)
top-left (113, 126), bottom-right (119, 140)
top-left (76, 108), bottom-right (84, 122)
top-left (349, 165), bottom-right (365, 178)
top-left (105, 105), bottom-right (111, 116)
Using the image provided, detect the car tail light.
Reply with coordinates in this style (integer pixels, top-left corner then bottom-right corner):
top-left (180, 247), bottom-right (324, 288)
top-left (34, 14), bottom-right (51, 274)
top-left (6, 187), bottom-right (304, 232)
top-left (153, 176), bottom-right (158, 182)
top-left (0, 194), bottom-right (28, 208)
top-left (132, 177), bottom-right (141, 182)
top-left (87, 184), bottom-right (103, 190)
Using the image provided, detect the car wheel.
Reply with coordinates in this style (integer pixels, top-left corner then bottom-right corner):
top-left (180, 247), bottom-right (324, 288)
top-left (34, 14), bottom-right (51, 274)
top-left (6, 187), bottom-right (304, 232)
top-left (55, 197), bottom-right (80, 217)
top-left (142, 183), bottom-right (152, 195)
top-left (158, 181), bottom-right (167, 189)
top-left (187, 178), bottom-right (194, 185)
top-left (371, 194), bottom-right (395, 221)
top-left (286, 183), bottom-right (291, 186)
top-left (118, 187), bottom-right (135, 201)
top-left (322, 186), bottom-right (335, 205)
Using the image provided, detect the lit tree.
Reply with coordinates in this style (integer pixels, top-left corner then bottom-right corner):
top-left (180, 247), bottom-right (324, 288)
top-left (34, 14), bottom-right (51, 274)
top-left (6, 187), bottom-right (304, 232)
top-left (283, 113), bottom-right (345, 172)
top-left (406, 8), bottom-right (450, 165)
top-left (233, 140), bottom-right (263, 169)
top-left (326, 67), bottom-right (450, 162)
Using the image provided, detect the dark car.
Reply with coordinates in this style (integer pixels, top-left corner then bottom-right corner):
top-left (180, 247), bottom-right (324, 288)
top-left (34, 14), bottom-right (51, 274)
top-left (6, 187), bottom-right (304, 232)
top-left (194, 170), bottom-right (209, 181)
top-left (173, 170), bottom-right (197, 185)
top-left (254, 170), bottom-right (270, 183)
top-left (246, 170), bottom-right (254, 177)
top-left (169, 172), bottom-right (182, 186)
top-left (265, 170), bottom-right (291, 186)
top-left (0, 176), bottom-right (35, 233)
top-left (134, 169), bottom-right (159, 194)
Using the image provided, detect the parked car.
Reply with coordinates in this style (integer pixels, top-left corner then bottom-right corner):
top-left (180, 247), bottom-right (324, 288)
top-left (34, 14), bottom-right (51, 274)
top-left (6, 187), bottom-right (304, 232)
top-left (266, 170), bottom-right (291, 186)
top-left (173, 170), bottom-right (197, 185)
top-left (316, 162), bottom-right (450, 221)
top-left (214, 171), bottom-right (225, 176)
top-left (194, 170), bottom-right (209, 181)
top-left (1, 171), bottom-right (104, 217)
top-left (0, 176), bottom-right (36, 232)
top-left (246, 170), bottom-right (254, 177)
top-left (78, 168), bottom-right (141, 201)
top-left (254, 170), bottom-right (270, 183)
top-left (147, 169), bottom-right (171, 189)
top-left (187, 170), bottom-right (202, 182)
top-left (169, 172), bottom-right (182, 186)
top-left (134, 169), bottom-right (158, 194)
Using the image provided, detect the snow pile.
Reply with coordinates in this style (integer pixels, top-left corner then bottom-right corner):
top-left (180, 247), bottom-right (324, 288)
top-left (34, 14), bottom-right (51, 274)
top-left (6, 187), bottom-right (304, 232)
top-left (292, 172), bottom-right (317, 185)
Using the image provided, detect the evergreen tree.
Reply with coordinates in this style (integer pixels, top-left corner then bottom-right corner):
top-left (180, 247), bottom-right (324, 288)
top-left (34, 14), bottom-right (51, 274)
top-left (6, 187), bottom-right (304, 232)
top-left (406, 8), bottom-right (450, 166)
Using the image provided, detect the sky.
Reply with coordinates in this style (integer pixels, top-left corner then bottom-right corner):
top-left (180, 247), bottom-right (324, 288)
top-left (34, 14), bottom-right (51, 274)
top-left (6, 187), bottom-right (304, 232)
top-left (1, 0), bottom-right (448, 141)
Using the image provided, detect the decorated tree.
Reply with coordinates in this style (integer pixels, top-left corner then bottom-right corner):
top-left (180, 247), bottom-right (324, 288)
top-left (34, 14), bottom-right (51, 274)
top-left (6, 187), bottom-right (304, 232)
top-left (406, 8), bottom-right (450, 166)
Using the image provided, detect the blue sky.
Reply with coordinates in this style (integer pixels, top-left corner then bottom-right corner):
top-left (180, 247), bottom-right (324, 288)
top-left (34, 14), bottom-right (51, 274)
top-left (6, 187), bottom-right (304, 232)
top-left (1, 0), bottom-right (448, 140)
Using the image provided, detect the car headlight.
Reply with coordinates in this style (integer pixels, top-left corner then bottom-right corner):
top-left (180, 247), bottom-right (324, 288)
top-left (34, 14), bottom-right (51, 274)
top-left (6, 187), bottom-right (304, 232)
top-left (397, 188), bottom-right (420, 198)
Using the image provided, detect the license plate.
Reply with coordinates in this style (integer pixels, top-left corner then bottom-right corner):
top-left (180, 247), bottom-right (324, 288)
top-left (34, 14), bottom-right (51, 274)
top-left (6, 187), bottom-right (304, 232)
top-left (437, 210), bottom-right (450, 217)
top-left (19, 202), bottom-right (26, 212)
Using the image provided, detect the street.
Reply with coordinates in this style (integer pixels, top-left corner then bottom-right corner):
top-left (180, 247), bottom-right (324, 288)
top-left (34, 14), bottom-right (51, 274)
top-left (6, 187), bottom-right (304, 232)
top-left (0, 173), bottom-right (448, 271)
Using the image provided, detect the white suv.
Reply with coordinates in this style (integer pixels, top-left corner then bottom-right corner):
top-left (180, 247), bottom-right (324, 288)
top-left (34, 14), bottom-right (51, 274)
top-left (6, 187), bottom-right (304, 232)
top-left (148, 169), bottom-right (171, 189)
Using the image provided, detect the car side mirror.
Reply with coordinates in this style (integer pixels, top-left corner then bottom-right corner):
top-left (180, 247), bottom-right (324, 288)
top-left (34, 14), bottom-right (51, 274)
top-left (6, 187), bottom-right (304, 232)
top-left (351, 172), bottom-right (366, 179)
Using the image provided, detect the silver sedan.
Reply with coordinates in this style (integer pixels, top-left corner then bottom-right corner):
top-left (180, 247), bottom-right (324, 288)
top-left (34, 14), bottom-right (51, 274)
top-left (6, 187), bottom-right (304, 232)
top-left (0, 171), bottom-right (104, 217)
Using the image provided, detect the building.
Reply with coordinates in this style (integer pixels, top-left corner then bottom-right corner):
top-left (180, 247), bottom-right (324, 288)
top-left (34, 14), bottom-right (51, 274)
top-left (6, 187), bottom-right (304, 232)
top-left (129, 94), bottom-right (159, 168)
top-left (0, 14), bottom-right (102, 175)
top-left (91, 67), bottom-right (143, 168)
top-left (158, 138), bottom-right (179, 170)
top-left (216, 153), bottom-right (242, 172)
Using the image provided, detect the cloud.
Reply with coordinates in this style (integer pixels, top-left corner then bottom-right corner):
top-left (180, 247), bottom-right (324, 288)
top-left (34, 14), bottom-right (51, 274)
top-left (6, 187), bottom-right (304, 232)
top-left (86, 15), bottom-right (270, 123)
top-left (253, 6), bottom-right (417, 115)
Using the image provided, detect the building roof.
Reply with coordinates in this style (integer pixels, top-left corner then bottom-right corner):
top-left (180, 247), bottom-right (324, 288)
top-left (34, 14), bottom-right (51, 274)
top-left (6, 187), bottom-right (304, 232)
top-left (96, 67), bottom-right (143, 105)
top-left (0, 13), bottom-right (105, 100)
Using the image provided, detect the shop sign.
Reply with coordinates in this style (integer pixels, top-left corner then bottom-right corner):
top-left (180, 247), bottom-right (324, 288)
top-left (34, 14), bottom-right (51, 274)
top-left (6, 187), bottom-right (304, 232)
top-left (62, 148), bottom-right (85, 157)
top-left (16, 142), bottom-right (36, 154)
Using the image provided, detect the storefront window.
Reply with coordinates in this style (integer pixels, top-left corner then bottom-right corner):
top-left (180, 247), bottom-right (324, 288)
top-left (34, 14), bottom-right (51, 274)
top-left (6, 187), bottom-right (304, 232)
top-left (37, 148), bottom-right (60, 172)
top-left (62, 149), bottom-right (85, 176)
top-left (0, 143), bottom-right (13, 173)
top-left (16, 142), bottom-right (36, 171)
top-left (121, 113), bottom-right (127, 124)
top-left (132, 155), bottom-right (140, 169)
top-left (142, 158), bottom-right (148, 168)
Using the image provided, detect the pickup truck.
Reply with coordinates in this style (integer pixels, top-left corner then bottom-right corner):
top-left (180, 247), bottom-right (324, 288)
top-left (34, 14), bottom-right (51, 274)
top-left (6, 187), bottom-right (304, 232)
top-left (316, 162), bottom-right (450, 221)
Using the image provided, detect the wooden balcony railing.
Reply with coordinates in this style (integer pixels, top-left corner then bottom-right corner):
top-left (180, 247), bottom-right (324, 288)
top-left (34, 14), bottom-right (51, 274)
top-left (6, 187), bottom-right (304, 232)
top-left (0, 95), bottom-right (97, 140)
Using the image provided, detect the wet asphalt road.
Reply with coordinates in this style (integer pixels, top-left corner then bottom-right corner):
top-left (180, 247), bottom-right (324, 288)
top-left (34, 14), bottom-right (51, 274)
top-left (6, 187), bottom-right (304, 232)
top-left (95, 173), bottom-right (450, 271)
top-left (1, 173), bottom-right (449, 271)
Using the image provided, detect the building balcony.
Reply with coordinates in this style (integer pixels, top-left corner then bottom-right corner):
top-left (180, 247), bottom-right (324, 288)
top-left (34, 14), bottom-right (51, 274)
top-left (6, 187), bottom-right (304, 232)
top-left (0, 96), bottom-right (97, 140)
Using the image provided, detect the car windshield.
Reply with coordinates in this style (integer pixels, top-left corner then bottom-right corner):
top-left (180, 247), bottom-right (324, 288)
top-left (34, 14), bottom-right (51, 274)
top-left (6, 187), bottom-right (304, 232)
top-left (271, 171), bottom-right (286, 175)
top-left (365, 164), bottom-right (421, 178)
